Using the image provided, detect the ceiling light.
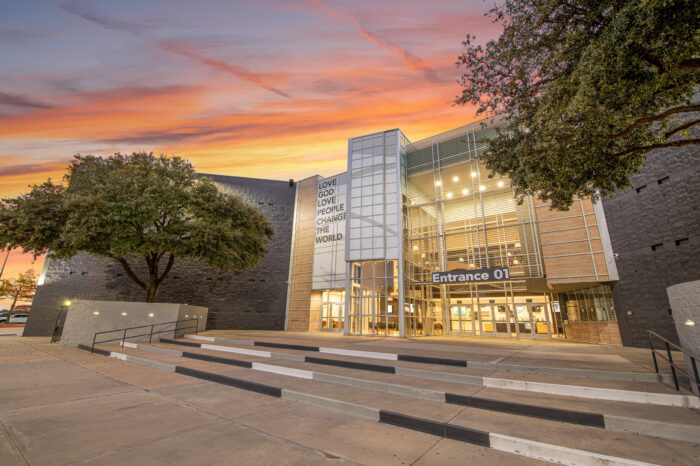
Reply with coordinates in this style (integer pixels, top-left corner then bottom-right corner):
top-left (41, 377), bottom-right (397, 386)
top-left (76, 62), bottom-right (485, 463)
top-left (468, 263), bottom-right (475, 267)
top-left (459, 257), bottom-right (465, 262)
top-left (479, 185), bottom-right (485, 192)
top-left (507, 252), bottom-right (512, 256)
top-left (462, 188), bottom-right (469, 195)
top-left (497, 181), bottom-right (504, 187)
top-left (471, 171), bottom-right (477, 178)
top-left (435, 180), bottom-right (441, 186)
top-left (421, 253), bottom-right (425, 258)
top-left (452, 176), bottom-right (459, 182)
top-left (446, 192), bottom-right (453, 199)
top-left (412, 245), bottom-right (419, 251)
top-left (515, 242), bottom-right (521, 248)
top-left (513, 259), bottom-right (519, 264)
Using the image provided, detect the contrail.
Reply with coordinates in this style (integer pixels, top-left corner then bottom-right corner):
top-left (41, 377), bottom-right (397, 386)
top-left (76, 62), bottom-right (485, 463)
top-left (308, 0), bottom-right (439, 82)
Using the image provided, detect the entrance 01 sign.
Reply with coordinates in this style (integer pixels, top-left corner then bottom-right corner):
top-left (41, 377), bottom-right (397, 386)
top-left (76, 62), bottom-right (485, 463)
top-left (432, 267), bottom-right (510, 284)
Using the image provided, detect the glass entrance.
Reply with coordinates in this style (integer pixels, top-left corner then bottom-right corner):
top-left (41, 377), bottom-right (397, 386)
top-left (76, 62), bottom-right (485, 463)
top-left (321, 290), bottom-right (345, 331)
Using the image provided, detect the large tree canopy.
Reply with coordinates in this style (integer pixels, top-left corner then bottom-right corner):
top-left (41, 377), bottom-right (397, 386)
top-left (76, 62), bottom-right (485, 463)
top-left (455, 0), bottom-right (699, 209)
top-left (0, 153), bottom-right (273, 302)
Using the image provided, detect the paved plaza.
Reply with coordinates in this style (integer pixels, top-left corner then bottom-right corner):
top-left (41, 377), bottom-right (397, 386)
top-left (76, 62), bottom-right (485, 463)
top-left (1, 332), bottom-right (699, 465)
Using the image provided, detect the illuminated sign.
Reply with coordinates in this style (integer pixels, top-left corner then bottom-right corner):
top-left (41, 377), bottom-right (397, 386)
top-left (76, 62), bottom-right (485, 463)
top-left (432, 267), bottom-right (510, 284)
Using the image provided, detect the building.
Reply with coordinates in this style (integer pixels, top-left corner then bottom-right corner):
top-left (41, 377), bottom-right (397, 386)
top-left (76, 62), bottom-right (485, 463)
top-left (286, 119), bottom-right (622, 344)
top-left (26, 118), bottom-right (697, 346)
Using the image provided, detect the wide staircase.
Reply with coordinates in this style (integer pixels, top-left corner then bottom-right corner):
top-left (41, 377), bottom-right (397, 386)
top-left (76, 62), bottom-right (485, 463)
top-left (80, 333), bottom-right (700, 465)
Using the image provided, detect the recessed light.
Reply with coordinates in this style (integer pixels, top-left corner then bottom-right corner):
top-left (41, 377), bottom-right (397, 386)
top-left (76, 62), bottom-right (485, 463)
top-left (435, 180), bottom-right (441, 186)
top-left (471, 171), bottom-right (477, 178)
top-left (497, 181), bottom-right (504, 187)
top-left (421, 253), bottom-right (425, 258)
top-left (513, 259), bottom-right (519, 264)
top-left (446, 192), bottom-right (453, 199)
top-left (459, 257), bottom-right (465, 262)
top-left (412, 245), bottom-right (419, 251)
top-left (515, 242), bottom-right (521, 248)
top-left (452, 176), bottom-right (459, 182)
top-left (479, 185), bottom-right (485, 191)
top-left (468, 263), bottom-right (475, 267)
top-left (507, 252), bottom-right (512, 256)
top-left (462, 188), bottom-right (469, 195)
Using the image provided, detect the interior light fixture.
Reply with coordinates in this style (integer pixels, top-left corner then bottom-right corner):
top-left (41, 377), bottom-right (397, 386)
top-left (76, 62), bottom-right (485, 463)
top-left (412, 245), bottom-right (419, 251)
top-left (459, 257), bottom-right (465, 262)
top-left (446, 192), bottom-right (453, 199)
top-left (468, 263), bottom-right (475, 267)
top-left (513, 259), bottom-right (519, 264)
top-left (507, 252), bottom-right (512, 256)
top-left (452, 176), bottom-right (459, 182)
top-left (421, 253), bottom-right (426, 258)
top-left (462, 188), bottom-right (469, 195)
top-left (515, 242), bottom-right (521, 248)
top-left (497, 181), bottom-right (504, 187)
top-left (435, 180), bottom-right (442, 186)
top-left (479, 185), bottom-right (486, 192)
top-left (471, 171), bottom-right (477, 178)
top-left (63, 299), bottom-right (71, 306)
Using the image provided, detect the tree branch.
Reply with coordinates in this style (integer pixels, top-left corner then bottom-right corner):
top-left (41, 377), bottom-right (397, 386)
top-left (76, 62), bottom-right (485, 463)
top-left (679, 58), bottom-right (700, 69)
top-left (116, 257), bottom-right (147, 290)
top-left (664, 119), bottom-right (700, 139)
top-left (609, 105), bottom-right (700, 139)
top-left (613, 138), bottom-right (700, 158)
top-left (158, 253), bottom-right (175, 284)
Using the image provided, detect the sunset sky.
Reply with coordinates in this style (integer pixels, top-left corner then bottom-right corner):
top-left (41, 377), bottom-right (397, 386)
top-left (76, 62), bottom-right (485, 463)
top-left (0, 0), bottom-right (500, 293)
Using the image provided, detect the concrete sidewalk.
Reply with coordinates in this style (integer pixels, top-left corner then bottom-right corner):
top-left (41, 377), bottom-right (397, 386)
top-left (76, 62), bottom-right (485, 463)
top-left (0, 336), bottom-right (545, 465)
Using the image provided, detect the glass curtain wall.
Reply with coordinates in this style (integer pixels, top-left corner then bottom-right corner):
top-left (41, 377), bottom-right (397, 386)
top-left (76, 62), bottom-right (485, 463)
top-left (348, 260), bottom-right (400, 336)
top-left (403, 121), bottom-right (549, 337)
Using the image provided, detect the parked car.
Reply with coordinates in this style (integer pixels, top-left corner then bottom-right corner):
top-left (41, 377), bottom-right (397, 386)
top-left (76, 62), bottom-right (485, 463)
top-left (9, 314), bottom-right (28, 324)
top-left (0, 313), bottom-right (7, 323)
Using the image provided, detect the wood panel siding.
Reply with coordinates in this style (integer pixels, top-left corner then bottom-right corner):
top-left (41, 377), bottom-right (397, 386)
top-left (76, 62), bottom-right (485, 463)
top-left (285, 177), bottom-right (320, 331)
top-left (534, 197), bottom-right (611, 285)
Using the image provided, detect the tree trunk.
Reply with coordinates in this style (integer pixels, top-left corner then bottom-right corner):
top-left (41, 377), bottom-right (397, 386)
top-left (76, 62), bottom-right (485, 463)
top-left (115, 253), bottom-right (175, 303)
top-left (9, 295), bottom-right (18, 312)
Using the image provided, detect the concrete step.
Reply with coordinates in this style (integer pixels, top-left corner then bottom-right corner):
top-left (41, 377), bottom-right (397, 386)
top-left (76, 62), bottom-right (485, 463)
top-left (81, 343), bottom-right (700, 466)
top-left (184, 334), bottom-right (683, 386)
top-left (163, 337), bottom-right (699, 407)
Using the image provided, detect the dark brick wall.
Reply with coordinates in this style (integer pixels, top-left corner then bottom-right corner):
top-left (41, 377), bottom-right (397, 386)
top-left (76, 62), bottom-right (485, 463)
top-left (24, 174), bottom-right (296, 336)
top-left (602, 131), bottom-right (700, 347)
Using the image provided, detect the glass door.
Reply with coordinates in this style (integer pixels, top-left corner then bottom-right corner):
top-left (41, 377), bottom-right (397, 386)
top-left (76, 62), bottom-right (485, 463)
top-left (478, 305), bottom-right (495, 335)
top-left (529, 304), bottom-right (550, 336)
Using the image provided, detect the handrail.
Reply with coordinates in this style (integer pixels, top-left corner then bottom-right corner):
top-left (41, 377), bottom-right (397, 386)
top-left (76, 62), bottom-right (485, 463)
top-left (647, 330), bottom-right (699, 395)
top-left (91, 318), bottom-right (198, 354)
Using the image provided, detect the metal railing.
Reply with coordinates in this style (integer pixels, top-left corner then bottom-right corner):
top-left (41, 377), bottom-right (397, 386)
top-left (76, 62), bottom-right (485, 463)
top-left (647, 330), bottom-right (699, 395)
top-left (90, 318), bottom-right (198, 354)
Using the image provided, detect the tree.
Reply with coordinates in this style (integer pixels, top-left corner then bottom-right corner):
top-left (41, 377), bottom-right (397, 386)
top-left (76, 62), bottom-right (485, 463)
top-left (0, 153), bottom-right (273, 302)
top-left (455, 0), bottom-right (699, 209)
top-left (0, 269), bottom-right (37, 313)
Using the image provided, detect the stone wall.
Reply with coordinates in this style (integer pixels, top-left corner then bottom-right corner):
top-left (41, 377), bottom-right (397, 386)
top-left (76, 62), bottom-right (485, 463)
top-left (602, 127), bottom-right (700, 347)
top-left (24, 175), bottom-right (296, 337)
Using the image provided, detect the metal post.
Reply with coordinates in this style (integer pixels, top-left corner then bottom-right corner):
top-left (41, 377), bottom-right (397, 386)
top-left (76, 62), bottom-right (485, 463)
top-left (122, 328), bottom-right (127, 348)
top-left (149, 324), bottom-right (154, 343)
top-left (91, 333), bottom-right (96, 354)
top-left (691, 357), bottom-right (700, 394)
top-left (665, 341), bottom-right (680, 391)
top-left (648, 333), bottom-right (659, 373)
